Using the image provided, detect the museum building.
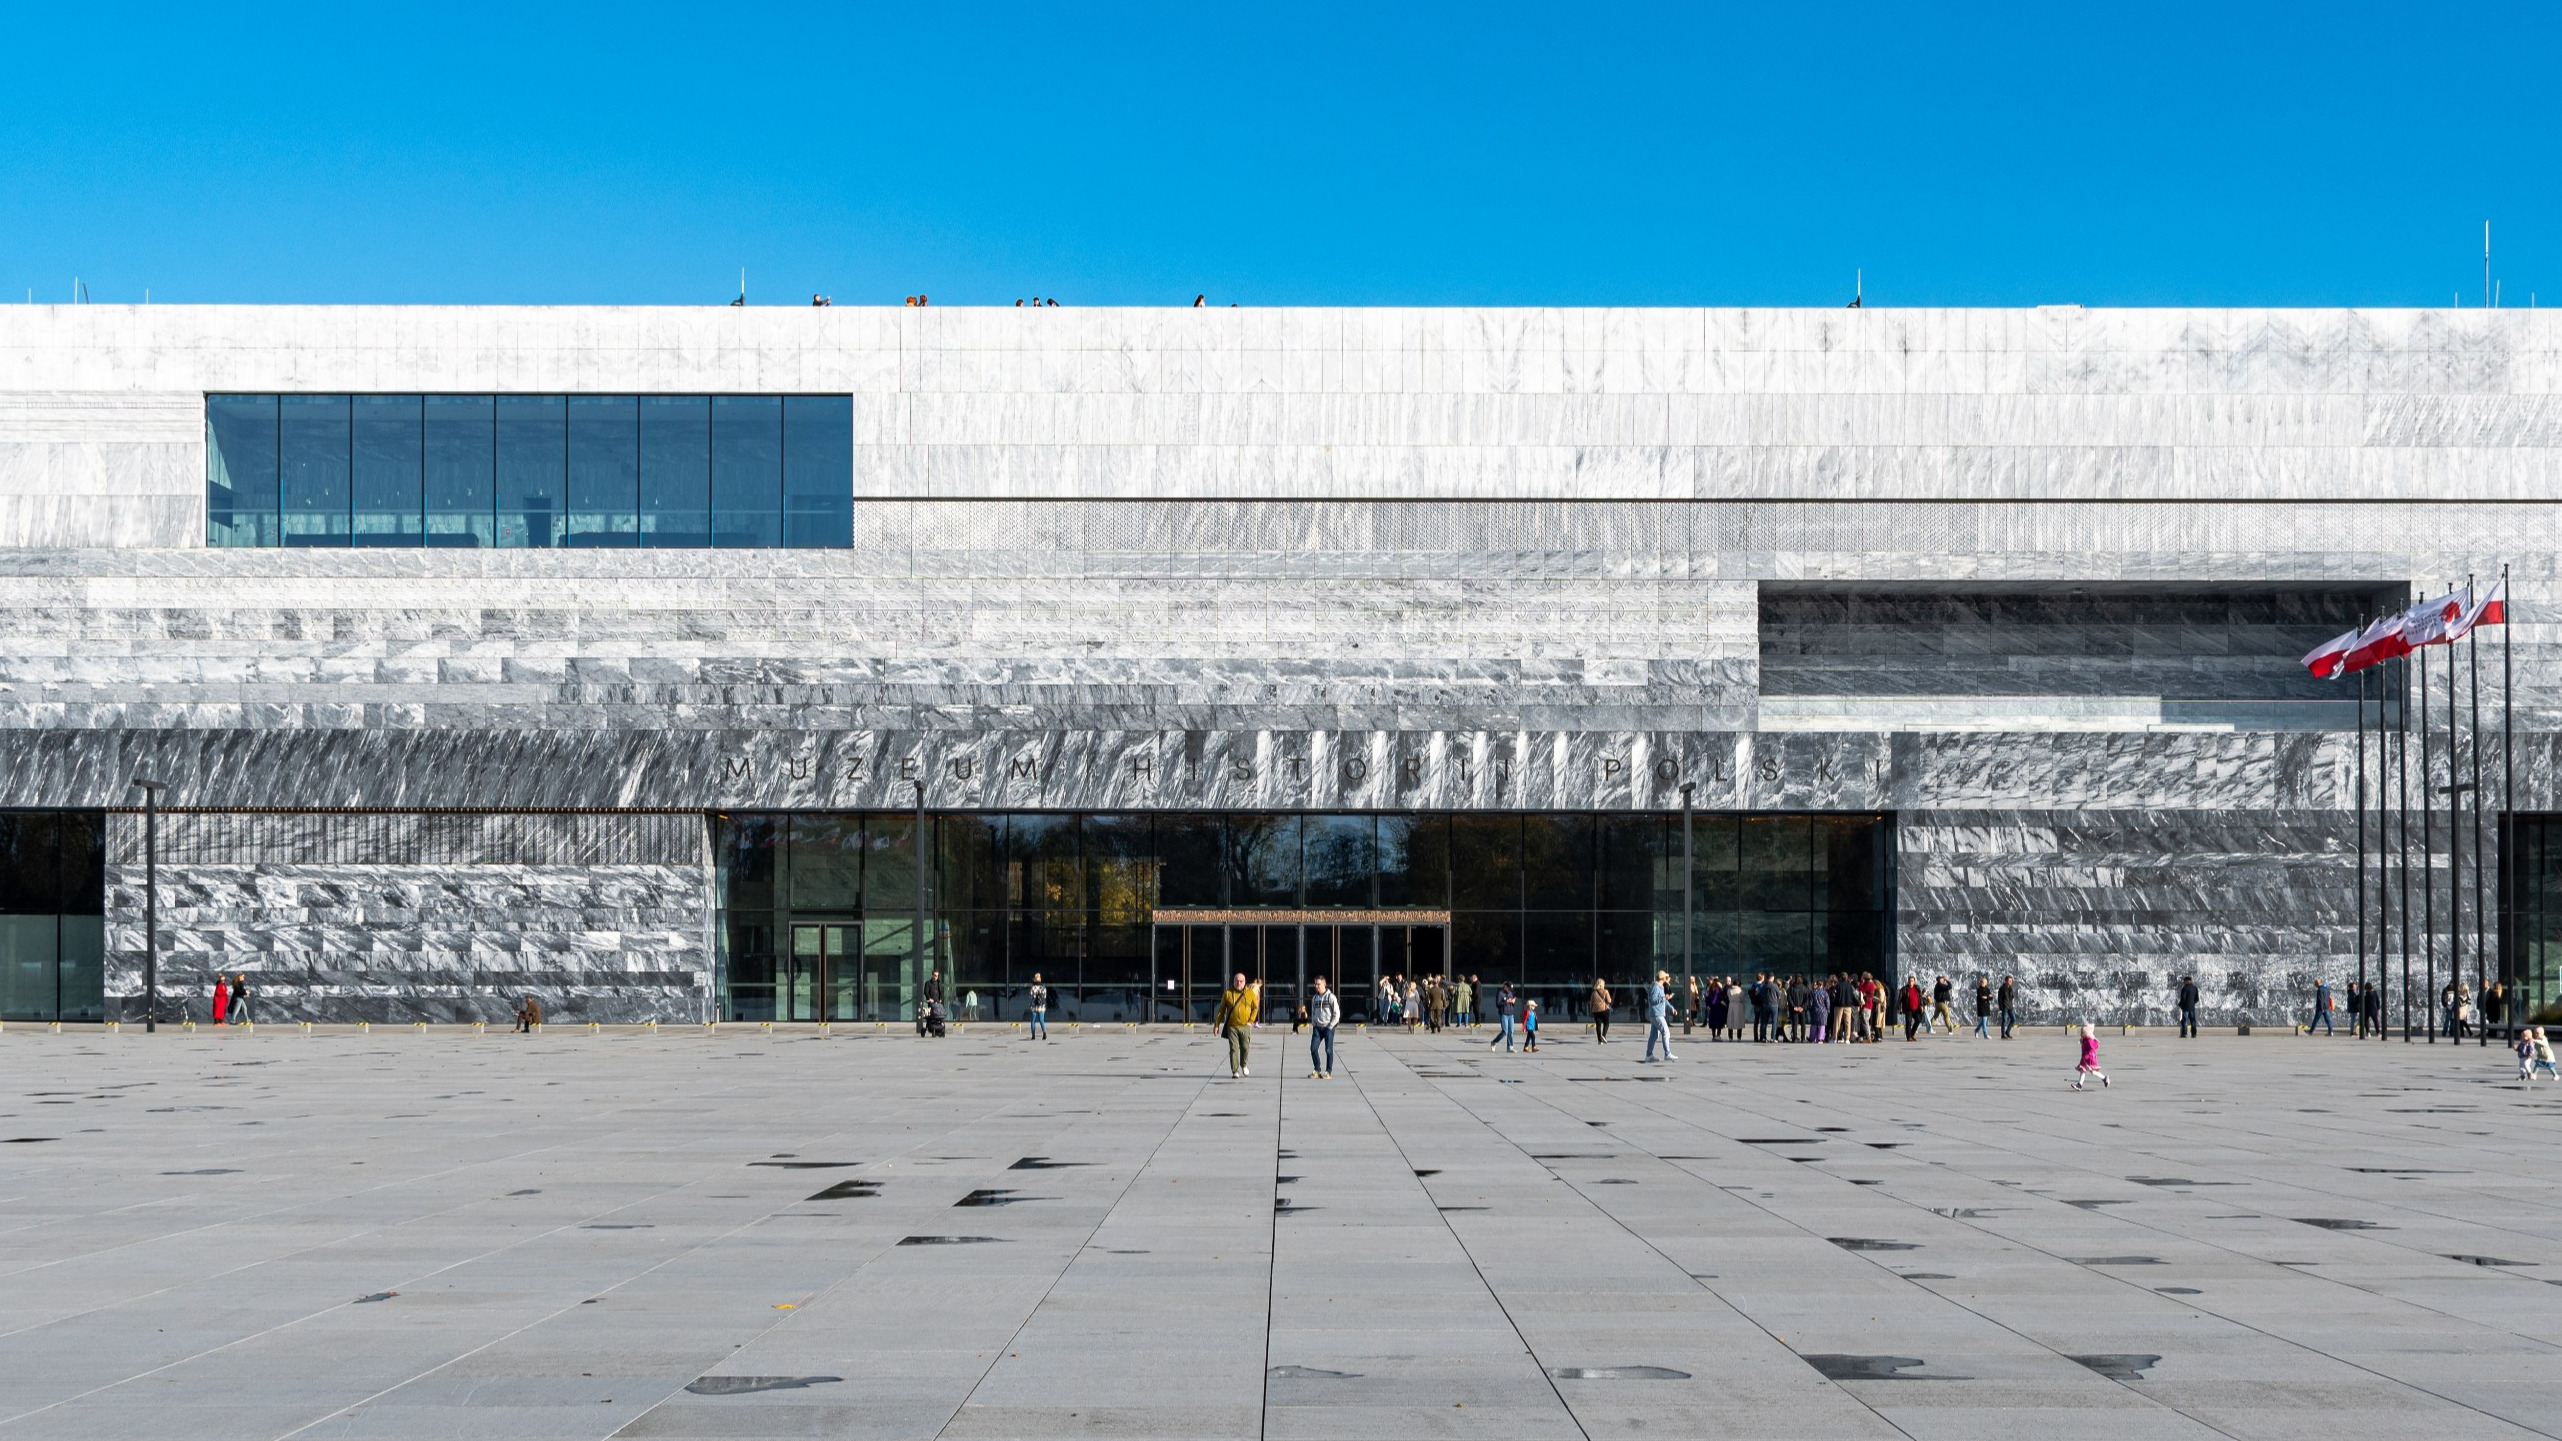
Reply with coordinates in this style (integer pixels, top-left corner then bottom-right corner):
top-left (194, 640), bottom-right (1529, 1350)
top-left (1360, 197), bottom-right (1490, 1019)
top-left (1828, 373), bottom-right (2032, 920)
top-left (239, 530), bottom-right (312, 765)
top-left (0, 305), bottom-right (2551, 1028)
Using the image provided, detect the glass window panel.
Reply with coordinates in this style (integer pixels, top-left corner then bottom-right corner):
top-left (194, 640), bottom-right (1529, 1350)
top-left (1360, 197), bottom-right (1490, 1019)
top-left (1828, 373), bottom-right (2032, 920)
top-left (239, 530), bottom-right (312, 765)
top-left (1740, 815), bottom-right (1812, 912)
top-left (0, 914), bottom-right (59, 1020)
top-left (1814, 815), bottom-right (1883, 911)
top-left (1376, 814), bottom-right (1443, 906)
top-left (55, 812), bottom-right (101, 915)
top-left (206, 395), bottom-right (278, 547)
top-left (712, 396), bottom-right (782, 548)
top-left (1082, 815), bottom-right (1160, 925)
top-left (1451, 910), bottom-right (1519, 986)
top-left (861, 813), bottom-right (922, 909)
top-left (786, 814), bottom-right (861, 910)
top-left (1823, 912), bottom-right (1884, 977)
top-left (1226, 815), bottom-right (1301, 906)
top-left (1522, 814), bottom-right (1593, 909)
top-left (1154, 815), bottom-right (1224, 905)
top-left (1738, 910), bottom-right (1810, 975)
top-left (639, 396), bottom-right (710, 548)
top-left (0, 814), bottom-right (55, 914)
top-left (1595, 910), bottom-right (1659, 979)
top-left (1007, 815), bottom-right (1084, 939)
top-left (1524, 911), bottom-right (1593, 988)
top-left (933, 815), bottom-right (1003, 912)
top-left (278, 394), bottom-right (351, 546)
top-left (1688, 813), bottom-right (1742, 911)
top-left (351, 395), bottom-right (423, 546)
top-left (1595, 815), bottom-right (1666, 911)
top-left (424, 394), bottom-right (495, 547)
top-left (56, 915), bottom-right (102, 1021)
top-left (718, 814), bottom-right (779, 911)
top-left (1302, 815), bottom-right (1375, 907)
top-left (566, 396), bottom-right (639, 547)
top-left (496, 395), bottom-right (565, 548)
top-left (781, 395), bottom-right (851, 548)
top-left (724, 914), bottom-right (777, 1021)
top-left (1448, 815), bottom-right (1521, 910)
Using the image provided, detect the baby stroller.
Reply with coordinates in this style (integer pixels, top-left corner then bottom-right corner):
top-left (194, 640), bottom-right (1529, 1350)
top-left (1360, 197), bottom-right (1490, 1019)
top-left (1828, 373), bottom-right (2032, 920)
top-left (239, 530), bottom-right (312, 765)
top-left (919, 997), bottom-right (948, 1038)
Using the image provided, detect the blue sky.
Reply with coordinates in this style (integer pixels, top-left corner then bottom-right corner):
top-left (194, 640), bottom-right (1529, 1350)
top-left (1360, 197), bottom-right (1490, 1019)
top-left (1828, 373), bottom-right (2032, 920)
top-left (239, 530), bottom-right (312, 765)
top-left (3, 2), bottom-right (2556, 308)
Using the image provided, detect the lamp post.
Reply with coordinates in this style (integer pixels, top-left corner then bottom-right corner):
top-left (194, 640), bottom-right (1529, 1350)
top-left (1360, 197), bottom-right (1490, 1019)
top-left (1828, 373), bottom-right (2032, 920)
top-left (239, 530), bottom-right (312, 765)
top-left (1681, 782), bottom-right (1695, 1033)
top-left (130, 777), bottom-right (163, 1032)
top-left (913, 779), bottom-right (928, 1023)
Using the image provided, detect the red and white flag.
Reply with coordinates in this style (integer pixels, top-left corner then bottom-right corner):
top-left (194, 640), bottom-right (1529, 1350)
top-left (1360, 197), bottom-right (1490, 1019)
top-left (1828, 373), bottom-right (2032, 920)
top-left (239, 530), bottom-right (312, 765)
top-left (2447, 576), bottom-right (2507, 641)
top-left (2301, 627), bottom-right (2359, 679)
top-left (2339, 613), bottom-right (2410, 674)
top-left (2401, 588), bottom-right (2469, 649)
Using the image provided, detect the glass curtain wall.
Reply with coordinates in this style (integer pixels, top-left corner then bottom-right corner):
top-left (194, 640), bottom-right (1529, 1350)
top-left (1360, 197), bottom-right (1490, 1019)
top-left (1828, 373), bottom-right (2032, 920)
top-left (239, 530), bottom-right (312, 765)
top-left (713, 811), bottom-right (1893, 1023)
top-left (2503, 816), bottom-right (2562, 1025)
top-left (207, 395), bottom-right (852, 548)
top-left (0, 812), bottom-right (106, 1022)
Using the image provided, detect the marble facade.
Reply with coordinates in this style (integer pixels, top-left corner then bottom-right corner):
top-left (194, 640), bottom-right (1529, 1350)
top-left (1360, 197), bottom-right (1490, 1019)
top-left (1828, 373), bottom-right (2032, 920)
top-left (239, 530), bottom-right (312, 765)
top-left (1, 304), bottom-right (2551, 1025)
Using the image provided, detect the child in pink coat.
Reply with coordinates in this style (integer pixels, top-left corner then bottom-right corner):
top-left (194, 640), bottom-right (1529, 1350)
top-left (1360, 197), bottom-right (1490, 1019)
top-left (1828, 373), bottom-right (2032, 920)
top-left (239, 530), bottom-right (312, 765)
top-left (2072, 1023), bottom-right (2108, 1090)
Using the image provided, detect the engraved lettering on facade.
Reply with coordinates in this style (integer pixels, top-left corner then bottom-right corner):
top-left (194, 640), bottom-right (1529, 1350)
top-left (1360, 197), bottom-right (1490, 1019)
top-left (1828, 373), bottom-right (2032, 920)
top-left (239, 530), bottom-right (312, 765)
top-left (1343, 758), bottom-right (1368, 784)
top-left (1755, 756), bottom-right (1781, 784)
top-left (1286, 756), bottom-right (1308, 781)
top-left (721, 756), bottom-right (752, 782)
top-left (1131, 755), bottom-right (1154, 778)
top-left (1009, 756), bottom-right (1038, 781)
top-left (1400, 757), bottom-right (1422, 786)
top-left (1601, 758), bottom-right (1624, 781)
top-left (1653, 758), bottom-right (1678, 782)
top-left (900, 757), bottom-right (920, 781)
top-left (1231, 758), bottom-right (1254, 782)
top-left (949, 756), bottom-right (974, 781)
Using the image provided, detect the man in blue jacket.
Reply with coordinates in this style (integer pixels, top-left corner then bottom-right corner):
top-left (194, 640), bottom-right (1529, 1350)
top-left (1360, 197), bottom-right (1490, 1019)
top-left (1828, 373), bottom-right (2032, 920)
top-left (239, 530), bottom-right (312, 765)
top-left (1643, 970), bottom-right (1676, 1062)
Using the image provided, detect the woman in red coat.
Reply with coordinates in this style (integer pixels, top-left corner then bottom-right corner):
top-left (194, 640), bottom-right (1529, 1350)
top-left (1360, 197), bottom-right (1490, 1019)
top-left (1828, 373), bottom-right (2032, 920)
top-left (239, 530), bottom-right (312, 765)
top-left (1901, 978), bottom-right (1925, 1041)
top-left (211, 976), bottom-right (230, 1025)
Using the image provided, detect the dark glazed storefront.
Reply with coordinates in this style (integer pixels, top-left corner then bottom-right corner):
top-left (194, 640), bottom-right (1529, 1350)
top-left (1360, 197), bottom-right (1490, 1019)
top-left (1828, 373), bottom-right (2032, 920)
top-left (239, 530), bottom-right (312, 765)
top-left (713, 810), bottom-right (1893, 1023)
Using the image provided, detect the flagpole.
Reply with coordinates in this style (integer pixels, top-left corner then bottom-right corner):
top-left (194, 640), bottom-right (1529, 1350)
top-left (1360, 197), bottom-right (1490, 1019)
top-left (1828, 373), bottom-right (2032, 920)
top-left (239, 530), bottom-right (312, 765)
top-left (2470, 578), bottom-right (2487, 1046)
top-left (2421, 639), bottom-right (2436, 1043)
top-left (2399, 646), bottom-right (2414, 1043)
top-left (2356, 664), bottom-right (2368, 1018)
top-left (2501, 563), bottom-right (2514, 1029)
top-left (2447, 602), bottom-right (2467, 1044)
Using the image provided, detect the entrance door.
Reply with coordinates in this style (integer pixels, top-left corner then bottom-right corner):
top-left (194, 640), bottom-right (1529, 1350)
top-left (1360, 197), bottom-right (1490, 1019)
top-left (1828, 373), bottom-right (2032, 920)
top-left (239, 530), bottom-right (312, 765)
top-left (786, 923), bottom-right (859, 1022)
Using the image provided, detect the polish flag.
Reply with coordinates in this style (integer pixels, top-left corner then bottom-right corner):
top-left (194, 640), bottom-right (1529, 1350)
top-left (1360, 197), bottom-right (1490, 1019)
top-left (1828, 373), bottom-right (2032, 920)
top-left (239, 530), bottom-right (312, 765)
top-left (2401, 588), bottom-right (2469, 649)
top-left (2301, 627), bottom-right (2359, 679)
top-left (2338, 613), bottom-right (2411, 674)
top-left (2447, 576), bottom-right (2507, 641)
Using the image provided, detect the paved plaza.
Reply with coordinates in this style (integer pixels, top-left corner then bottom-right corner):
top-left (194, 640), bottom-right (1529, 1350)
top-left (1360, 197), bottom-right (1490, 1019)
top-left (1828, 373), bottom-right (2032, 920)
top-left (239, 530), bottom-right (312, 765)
top-left (2, 1022), bottom-right (2558, 1440)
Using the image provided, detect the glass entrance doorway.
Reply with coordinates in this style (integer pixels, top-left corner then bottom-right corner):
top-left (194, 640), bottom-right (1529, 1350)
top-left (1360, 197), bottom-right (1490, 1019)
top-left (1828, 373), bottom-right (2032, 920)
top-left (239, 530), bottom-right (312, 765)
top-left (1149, 908), bottom-right (1452, 1027)
top-left (785, 922), bottom-right (858, 1021)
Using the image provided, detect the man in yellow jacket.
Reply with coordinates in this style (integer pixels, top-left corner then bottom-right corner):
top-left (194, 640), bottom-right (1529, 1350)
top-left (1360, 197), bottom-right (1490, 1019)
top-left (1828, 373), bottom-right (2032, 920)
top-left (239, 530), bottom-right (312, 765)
top-left (1214, 972), bottom-right (1258, 1078)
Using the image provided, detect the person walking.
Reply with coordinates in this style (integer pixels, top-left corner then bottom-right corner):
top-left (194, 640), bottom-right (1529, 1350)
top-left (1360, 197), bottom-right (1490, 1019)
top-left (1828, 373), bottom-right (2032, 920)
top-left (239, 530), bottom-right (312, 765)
top-left (1973, 976), bottom-right (1993, 1038)
top-left (1643, 970), bottom-right (1675, 1062)
top-left (1522, 999), bottom-right (1541, 1052)
top-left (1902, 977), bottom-right (1926, 1041)
top-left (2175, 976), bottom-right (2201, 1038)
top-left (1684, 974), bottom-right (1701, 1035)
top-left (1214, 972), bottom-right (1258, 1077)
top-left (2484, 980), bottom-right (2508, 1041)
top-left (1996, 974), bottom-right (2018, 1039)
top-left (2072, 1023), bottom-right (2109, 1090)
top-left (2307, 979), bottom-right (2335, 1036)
top-left (2528, 1027), bottom-right (2558, 1082)
top-left (1405, 977), bottom-right (1423, 1032)
top-left (1929, 975), bottom-right (1957, 1033)
top-left (1028, 973), bottom-right (1050, 1041)
top-left (1590, 978), bottom-right (1614, 1044)
top-left (230, 974), bottom-right (254, 1026)
top-left (1307, 975), bottom-right (1340, 1079)
top-left (1489, 982), bottom-right (1518, 1051)
top-left (211, 975), bottom-right (230, 1027)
